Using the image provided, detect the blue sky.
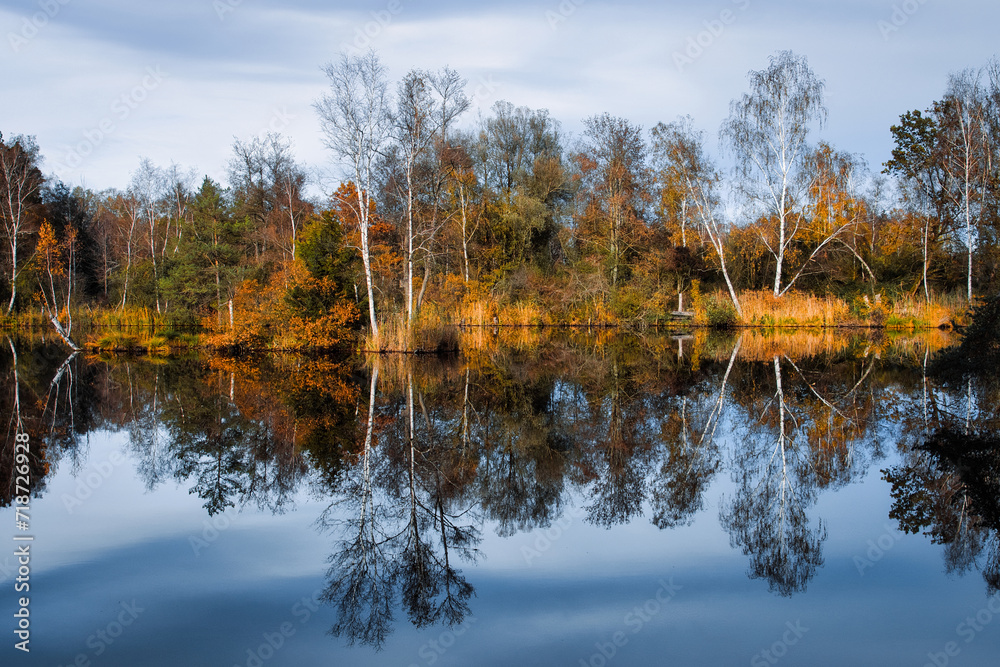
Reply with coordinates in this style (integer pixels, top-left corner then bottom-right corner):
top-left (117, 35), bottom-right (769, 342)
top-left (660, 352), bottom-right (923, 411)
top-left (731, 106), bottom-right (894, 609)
top-left (2, 0), bottom-right (998, 193)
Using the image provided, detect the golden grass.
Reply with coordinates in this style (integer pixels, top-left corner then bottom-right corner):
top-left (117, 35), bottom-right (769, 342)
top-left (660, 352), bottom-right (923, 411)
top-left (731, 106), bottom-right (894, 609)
top-left (362, 309), bottom-right (460, 354)
top-left (884, 292), bottom-right (967, 329)
top-left (731, 290), bottom-right (851, 328)
top-left (85, 329), bottom-right (199, 354)
top-left (696, 289), bottom-right (968, 330)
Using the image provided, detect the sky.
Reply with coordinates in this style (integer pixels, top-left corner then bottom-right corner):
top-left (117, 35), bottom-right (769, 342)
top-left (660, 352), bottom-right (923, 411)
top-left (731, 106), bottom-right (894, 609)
top-left (2, 0), bottom-right (999, 195)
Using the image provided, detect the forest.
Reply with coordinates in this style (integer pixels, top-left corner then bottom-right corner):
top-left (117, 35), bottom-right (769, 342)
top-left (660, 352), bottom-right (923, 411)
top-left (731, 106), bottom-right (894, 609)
top-left (2, 50), bottom-right (1000, 352)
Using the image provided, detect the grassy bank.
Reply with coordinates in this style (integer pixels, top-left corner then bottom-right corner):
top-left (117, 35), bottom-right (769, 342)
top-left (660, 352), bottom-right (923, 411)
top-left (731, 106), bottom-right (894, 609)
top-left (3, 290), bottom-right (970, 356)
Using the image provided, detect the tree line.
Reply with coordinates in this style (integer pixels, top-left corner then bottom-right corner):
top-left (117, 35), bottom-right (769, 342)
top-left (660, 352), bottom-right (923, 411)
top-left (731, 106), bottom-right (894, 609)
top-left (3, 50), bottom-right (999, 348)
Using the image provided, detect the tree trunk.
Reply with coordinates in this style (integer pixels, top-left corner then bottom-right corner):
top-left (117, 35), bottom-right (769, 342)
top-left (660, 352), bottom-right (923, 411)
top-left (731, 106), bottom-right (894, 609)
top-left (6, 240), bottom-right (16, 315)
top-left (406, 168), bottom-right (415, 325)
top-left (923, 217), bottom-right (931, 303)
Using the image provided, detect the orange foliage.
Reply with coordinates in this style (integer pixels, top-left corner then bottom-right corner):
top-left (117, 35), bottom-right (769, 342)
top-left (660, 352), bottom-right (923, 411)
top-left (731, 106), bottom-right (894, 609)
top-left (203, 262), bottom-right (360, 351)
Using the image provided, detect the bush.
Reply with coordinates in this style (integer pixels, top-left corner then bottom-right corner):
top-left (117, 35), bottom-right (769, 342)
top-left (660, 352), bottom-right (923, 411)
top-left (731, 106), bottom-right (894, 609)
top-left (706, 302), bottom-right (738, 329)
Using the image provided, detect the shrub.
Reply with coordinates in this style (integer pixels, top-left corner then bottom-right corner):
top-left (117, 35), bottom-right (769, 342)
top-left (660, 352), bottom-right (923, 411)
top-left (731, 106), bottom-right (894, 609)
top-left (706, 302), bottom-right (739, 329)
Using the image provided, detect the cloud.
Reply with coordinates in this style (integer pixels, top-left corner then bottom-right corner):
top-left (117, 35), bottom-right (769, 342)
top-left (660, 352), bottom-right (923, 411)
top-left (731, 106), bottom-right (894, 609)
top-left (2, 0), bottom-right (999, 191)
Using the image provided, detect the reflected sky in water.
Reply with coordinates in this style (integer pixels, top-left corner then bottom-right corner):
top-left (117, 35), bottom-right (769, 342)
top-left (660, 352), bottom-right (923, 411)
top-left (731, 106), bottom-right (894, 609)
top-left (3, 330), bottom-right (1000, 666)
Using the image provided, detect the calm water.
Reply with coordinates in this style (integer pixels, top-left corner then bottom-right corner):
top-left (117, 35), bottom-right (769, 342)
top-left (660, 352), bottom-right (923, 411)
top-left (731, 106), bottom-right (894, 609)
top-left (3, 329), bottom-right (999, 666)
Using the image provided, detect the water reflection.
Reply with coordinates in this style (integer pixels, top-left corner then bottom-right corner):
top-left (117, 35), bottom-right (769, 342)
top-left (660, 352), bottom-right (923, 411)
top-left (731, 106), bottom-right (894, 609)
top-left (884, 361), bottom-right (1000, 594)
top-left (3, 328), bottom-right (997, 649)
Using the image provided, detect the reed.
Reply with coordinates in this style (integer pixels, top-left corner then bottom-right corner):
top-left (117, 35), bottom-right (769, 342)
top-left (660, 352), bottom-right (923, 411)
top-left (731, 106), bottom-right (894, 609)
top-left (362, 309), bottom-right (460, 354)
top-left (85, 328), bottom-right (199, 354)
top-left (733, 290), bottom-right (850, 328)
top-left (696, 289), bottom-right (967, 329)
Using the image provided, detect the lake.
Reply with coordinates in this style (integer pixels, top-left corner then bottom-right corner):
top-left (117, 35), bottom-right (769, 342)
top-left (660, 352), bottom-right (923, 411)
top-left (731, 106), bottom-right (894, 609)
top-left (3, 328), bottom-right (999, 666)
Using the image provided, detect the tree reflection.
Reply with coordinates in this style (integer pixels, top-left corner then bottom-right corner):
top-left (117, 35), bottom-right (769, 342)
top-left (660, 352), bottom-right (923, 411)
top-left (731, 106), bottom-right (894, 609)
top-left (2, 336), bottom-right (93, 505)
top-left (650, 336), bottom-right (739, 528)
top-left (2, 329), bottom-right (968, 646)
top-left (317, 363), bottom-right (479, 648)
top-left (885, 359), bottom-right (1000, 593)
top-left (721, 356), bottom-right (827, 596)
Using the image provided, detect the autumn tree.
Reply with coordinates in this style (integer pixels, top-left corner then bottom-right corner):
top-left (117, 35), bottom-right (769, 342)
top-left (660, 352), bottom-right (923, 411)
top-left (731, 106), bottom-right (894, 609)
top-left (476, 101), bottom-right (570, 276)
top-left (0, 132), bottom-right (44, 314)
top-left (650, 117), bottom-right (742, 316)
top-left (790, 143), bottom-right (876, 290)
top-left (316, 50), bottom-right (393, 337)
top-left (31, 220), bottom-right (79, 349)
top-left (576, 113), bottom-right (649, 288)
top-left (130, 157), bottom-right (165, 311)
top-left (43, 181), bottom-right (103, 301)
top-left (722, 51), bottom-right (827, 296)
top-left (937, 69), bottom-right (992, 302)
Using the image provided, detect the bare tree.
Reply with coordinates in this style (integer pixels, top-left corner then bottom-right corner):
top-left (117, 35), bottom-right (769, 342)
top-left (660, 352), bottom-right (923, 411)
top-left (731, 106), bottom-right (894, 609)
top-left (163, 162), bottom-right (196, 258)
top-left (265, 134), bottom-right (309, 262)
top-left (580, 113), bottom-right (648, 288)
top-left (315, 50), bottom-right (393, 339)
top-left (108, 190), bottom-right (142, 310)
top-left (939, 69), bottom-right (990, 303)
top-left (722, 51), bottom-right (827, 296)
top-left (229, 134), bottom-right (270, 259)
top-left (415, 67), bottom-right (470, 314)
top-left (651, 118), bottom-right (742, 316)
top-left (0, 133), bottom-right (43, 314)
top-left (130, 158), bottom-right (165, 311)
top-left (395, 69), bottom-right (438, 326)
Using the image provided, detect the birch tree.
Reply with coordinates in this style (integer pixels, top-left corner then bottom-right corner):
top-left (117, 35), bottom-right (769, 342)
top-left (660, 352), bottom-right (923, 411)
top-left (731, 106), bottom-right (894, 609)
top-left (395, 70), bottom-right (437, 326)
top-left (0, 133), bottom-right (43, 314)
top-left (32, 221), bottom-right (80, 349)
top-left (130, 158), bottom-right (165, 311)
top-left (722, 51), bottom-right (826, 296)
top-left (938, 69), bottom-right (990, 303)
top-left (315, 50), bottom-right (393, 338)
top-left (651, 118), bottom-right (742, 316)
